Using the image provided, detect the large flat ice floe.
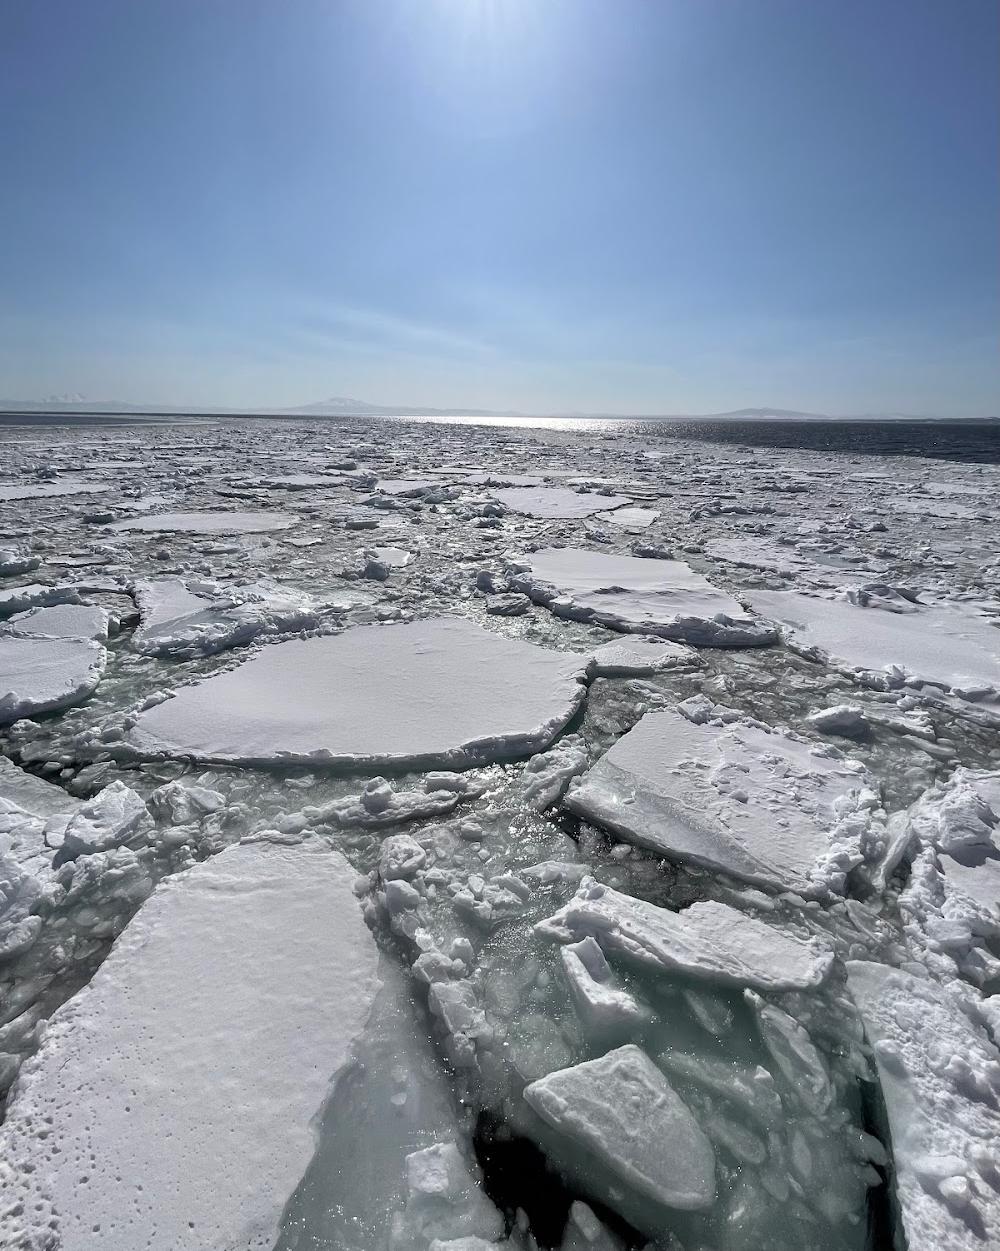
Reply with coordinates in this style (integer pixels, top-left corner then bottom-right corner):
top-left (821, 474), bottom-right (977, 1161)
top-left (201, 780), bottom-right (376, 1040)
top-left (523, 1045), bottom-right (716, 1212)
top-left (847, 962), bottom-right (1000, 1251)
top-left (111, 509), bottom-right (298, 533)
top-left (0, 838), bottom-right (381, 1251)
top-left (748, 590), bottom-right (1000, 700)
top-left (0, 635), bottom-right (106, 724)
top-left (564, 709), bottom-right (885, 894)
top-left (509, 548), bottom-right (775, 646)
top-left (128, 616), bottom-right (589, 768)
top-left (537, 878), bottom-right (833, 991)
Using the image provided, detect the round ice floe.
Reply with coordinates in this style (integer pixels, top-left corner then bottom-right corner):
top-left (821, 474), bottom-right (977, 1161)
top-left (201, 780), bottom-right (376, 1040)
top-left (128, 616), bottom-right (589, 768)
top-left (111, 510), bottom-right (297, 533)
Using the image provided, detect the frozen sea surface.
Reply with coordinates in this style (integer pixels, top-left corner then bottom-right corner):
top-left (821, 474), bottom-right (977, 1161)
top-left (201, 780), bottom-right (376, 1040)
top-left (1, 413), bottom-right (1000, 1251)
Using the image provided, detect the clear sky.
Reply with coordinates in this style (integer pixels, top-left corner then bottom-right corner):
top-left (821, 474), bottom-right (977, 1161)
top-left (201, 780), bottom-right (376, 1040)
top-left (1, 0), bottom-right (997, 415)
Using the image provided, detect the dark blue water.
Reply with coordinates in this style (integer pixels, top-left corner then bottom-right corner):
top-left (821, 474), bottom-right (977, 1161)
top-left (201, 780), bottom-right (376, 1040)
top-left (640, 418), bottom-right (1000, 464)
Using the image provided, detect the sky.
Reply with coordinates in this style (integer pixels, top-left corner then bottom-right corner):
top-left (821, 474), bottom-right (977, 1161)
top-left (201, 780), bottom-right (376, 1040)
top-left (1, 0), bottom-right (997, 416)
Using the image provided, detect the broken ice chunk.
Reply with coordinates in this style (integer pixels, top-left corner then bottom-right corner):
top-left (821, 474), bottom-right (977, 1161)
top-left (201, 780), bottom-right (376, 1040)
top-left (523, 1045), bottom-right (716, 1212)
top-left (0, 634), bottom-right (107, 724)
top-left (847, 961), bottom-right (1000, 1251)
top-left (561, 936), bottom-right (650, 1035)
top-left (565, 709), bottom-right (883, 895)
top-left (537, 879), bottom-right (832, 992)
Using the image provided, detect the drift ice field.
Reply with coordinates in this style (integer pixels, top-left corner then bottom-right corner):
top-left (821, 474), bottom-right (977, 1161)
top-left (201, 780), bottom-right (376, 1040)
top-left (1, 415), bottom-right (999, 1251)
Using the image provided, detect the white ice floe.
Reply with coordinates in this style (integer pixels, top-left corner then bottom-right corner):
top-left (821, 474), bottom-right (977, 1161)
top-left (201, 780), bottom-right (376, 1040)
top-left (509, 548), bottom-right (775, 646)
top-left (0, 548), bottom-right (40, 577)
top-left (564, 709), bottom-right (886, 895)
top-left (596, 506), bottom-right (661, 530)
top-left (537, 878), bottom-right (832, 991)
top-left (128, 616), bottom-right (588, 768)
top-left (748, 590), bottom-right (1000, 700)
top-left (847, 961), bottom-right (1000, 1251)
top-left (0, 480), bottom-right (108, 501)
top-left (0, 838), bottom-right (380, 1251)
top-left (0, 583), bottom-right (81, 619)
top-left (0, 634), bottom-right (107, 724)
top-left (523, 1045), bottom-right (716, 1211)
top-left (4, 602), bottom-right (109, 642)
top-left (587, 637), bottom-right (698, 677)
top-left (131, 576), bottom-right (319, 657)
top-left (494, 488), bottom-right (632, 519)
top-left (111, 510), bottom-right (298, 533)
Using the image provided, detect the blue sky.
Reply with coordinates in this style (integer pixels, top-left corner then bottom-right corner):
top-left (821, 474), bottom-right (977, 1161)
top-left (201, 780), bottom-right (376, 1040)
top-left (1, 0), bottom-right (997, 414)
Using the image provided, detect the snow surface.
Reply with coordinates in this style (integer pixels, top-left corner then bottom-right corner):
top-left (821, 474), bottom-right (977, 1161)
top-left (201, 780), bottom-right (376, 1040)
top-left (0, 480), bottom-right (108, 501)
top-left (565, 709), bottom-right (886, 894)
top-left (537, 878), bottom-right (833, 991)
top-left (847, 961), bottom-right (1000, 1251)
top-left (748, 590), bottom-right (1000, 699)
top-left (0, 838), bottom-right (380, 1251)
top-left (509, 548), bottom-right (776, 645)
top-left (128, 616), bottom-right (588, 768)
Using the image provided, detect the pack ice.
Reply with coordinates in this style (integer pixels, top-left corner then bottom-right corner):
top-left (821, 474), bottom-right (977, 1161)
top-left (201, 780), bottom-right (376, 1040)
top-left (0, 838), bottom-right (380, 1251)
top-left (128, 616), bottom-right (588, 768)
top-left (748, 590), bottom-right (1000, 701)
top-left (509, 548), bottom-right (776, 645)
top-left (564, 708), bottom-right (886, 894)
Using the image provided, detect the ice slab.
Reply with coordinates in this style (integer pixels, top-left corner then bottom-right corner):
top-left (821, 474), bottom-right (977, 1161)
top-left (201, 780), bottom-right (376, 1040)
top-left (537, 879), bottom-right (832, 991)
top-left (748, 590), bottom-right (1000, 698)
top-left (494, 488), bottom-right (632, 518)
top-left (0, 839), bottom-right (381, 1251)
top-left (0, 756), bottom-right (78, 820)
top-left (564, 709), bottom-right (882, 894)
top-left (5, 602), bottom-right (109, 642)
top-left (111, 510), bottom-right (298, 533)
top-left (0, 634), bottom-right (107, 724)
top-left (587, 637), bottom-right (697, 676)
top-left (847, 961), bottom-right (1000, 1251)
top-left (523, 1045), bottom-right (716, 1211)
top-left (596, 506), bottom-right (661, 530)
top-left (132, 576), bottom-right (318, 657)
top-left (510, 548), bottom-right (775, 646)
top-left (0, 583), bottom-right (81, 620)
top-left (129, 616), bottom-right (588, 768)
top-left (908, 769), bottom-right (1000, 922)
top-left (0, 480), bottom-right (108, 501)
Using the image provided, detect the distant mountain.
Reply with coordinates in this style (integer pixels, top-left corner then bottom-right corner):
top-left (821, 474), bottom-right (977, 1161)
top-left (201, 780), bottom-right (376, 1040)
top-left (0, 396), bottom-right (994, 422)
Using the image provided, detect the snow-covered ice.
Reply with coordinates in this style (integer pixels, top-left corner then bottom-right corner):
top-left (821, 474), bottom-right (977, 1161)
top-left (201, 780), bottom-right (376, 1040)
top-left (112, 509), bottom-right (298, 533)
top-left (128, 616), bottom-right (589, 767)
top-left (492, 487), bottom-right (633, 518)
top-left (523, 1045), bottom-right (717, 1211)
top-left (748, 589), bottom-right (1000, 700)
top-left (510, 547), bottom-right (776, 645)
top-left (0, 838), bottom-right (380, 1251)
top-left (847, 961), bottom-right (1000, 1251)
top-left (537, 878), bottom-right (833, 991)
top-left (564, 708), bottom-right (886, 894)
